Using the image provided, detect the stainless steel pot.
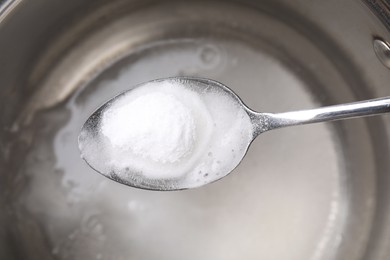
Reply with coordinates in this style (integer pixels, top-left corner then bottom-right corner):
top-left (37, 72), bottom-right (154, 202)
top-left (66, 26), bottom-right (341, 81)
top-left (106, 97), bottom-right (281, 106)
top-left (1, 0), bottom-right (390, 259)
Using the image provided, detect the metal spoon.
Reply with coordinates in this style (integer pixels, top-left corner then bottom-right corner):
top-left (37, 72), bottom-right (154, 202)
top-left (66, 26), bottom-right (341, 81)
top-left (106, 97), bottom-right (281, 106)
top-left (78, 77), bottom-right (390, 191)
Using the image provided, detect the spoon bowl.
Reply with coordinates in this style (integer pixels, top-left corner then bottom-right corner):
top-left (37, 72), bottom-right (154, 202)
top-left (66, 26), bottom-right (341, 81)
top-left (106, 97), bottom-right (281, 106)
top-left (78, 77), bottom-right (390, 190)
top-left (78, 77), bottom-right (255, 190)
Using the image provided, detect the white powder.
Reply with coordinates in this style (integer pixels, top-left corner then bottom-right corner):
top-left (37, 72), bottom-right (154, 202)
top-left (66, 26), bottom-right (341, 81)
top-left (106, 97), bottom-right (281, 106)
top-left (81, 79), bottom-right (254, 187)
top-left (101, 92), bottom-right (196, 163)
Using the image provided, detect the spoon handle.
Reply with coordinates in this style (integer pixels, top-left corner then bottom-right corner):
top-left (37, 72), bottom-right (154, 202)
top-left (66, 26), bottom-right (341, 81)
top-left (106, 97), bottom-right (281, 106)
top-left (261, 96), bottom-right (390, 131)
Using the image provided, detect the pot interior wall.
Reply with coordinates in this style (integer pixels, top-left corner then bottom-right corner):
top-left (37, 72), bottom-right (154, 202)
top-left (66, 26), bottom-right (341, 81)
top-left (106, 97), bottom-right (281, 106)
top-left (1, 0), bottom-right (390, 259)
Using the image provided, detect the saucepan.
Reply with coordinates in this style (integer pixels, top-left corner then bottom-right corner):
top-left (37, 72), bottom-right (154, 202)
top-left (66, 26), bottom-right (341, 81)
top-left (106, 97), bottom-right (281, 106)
top-left (1, 0), bottom-right (390, 259)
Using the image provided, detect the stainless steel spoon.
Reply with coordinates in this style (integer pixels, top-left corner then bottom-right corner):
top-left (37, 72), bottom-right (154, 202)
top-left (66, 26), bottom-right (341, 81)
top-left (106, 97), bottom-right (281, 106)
top-left (78, 77), bottom-right (390, 191)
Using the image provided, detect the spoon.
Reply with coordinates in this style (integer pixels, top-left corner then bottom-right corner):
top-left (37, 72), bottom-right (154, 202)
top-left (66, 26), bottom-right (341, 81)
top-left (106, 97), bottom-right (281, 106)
top-left (78, 77), bottom-right (390, 191)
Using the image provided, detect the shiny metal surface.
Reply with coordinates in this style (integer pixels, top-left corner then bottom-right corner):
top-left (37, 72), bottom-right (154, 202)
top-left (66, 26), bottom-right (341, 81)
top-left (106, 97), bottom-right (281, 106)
top-left (373, 38), bottom-right (390, 69)
top-left (80, 76), bottom-right (390, 191)
top-left (263, 96), bottom-right (390, 132)
top-left (1, 0), bottom-right (390, 260)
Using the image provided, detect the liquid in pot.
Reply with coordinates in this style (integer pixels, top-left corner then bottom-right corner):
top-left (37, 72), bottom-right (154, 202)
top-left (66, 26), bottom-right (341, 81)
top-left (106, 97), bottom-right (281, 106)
top-left (7, 39), bottom-right (343, 260)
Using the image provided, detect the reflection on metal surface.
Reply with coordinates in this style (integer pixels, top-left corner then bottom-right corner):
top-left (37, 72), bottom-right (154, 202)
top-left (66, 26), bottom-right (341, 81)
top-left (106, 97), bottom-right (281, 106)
top-left (262, 96), bottom-right (390, 133)
top-left (373, 38), bottom-right (390, 69)
top-left (0, 0), bottom-right (22, 23)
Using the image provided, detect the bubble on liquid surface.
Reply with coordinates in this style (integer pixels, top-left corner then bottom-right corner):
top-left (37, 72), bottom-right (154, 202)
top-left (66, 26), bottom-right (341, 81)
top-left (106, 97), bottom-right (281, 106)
top-left (198, 44), bottom-right (221, 69)
top-left (79, 78), bottom-right (254, 189)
